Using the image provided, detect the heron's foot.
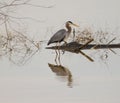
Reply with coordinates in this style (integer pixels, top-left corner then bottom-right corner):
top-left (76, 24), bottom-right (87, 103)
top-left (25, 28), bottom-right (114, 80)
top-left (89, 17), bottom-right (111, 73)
top-left (63, 41), bottom-right (67, 46)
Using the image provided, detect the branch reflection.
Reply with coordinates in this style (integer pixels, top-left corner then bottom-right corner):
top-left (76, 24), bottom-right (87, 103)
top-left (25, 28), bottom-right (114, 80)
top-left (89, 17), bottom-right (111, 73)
top-left (48, 63), bottom-right (73, 88)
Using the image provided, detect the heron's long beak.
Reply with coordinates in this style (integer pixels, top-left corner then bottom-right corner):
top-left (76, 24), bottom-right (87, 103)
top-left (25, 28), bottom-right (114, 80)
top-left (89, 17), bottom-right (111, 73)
top-left (71, 23), bottom-right (79, 27)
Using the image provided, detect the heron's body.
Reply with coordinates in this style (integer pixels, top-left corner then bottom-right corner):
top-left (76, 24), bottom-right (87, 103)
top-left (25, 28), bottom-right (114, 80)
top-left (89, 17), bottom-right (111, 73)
top-left (47, 21), bottom-right (78, 45)
top-left (47, 29), bottom-right (67, 45)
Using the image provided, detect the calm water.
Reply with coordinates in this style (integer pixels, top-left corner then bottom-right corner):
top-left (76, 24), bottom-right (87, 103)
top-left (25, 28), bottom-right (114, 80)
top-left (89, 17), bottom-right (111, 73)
top-left (0, 0), bottom-right (120, 103)
top-left (0, 44), bottom-right (120, 103)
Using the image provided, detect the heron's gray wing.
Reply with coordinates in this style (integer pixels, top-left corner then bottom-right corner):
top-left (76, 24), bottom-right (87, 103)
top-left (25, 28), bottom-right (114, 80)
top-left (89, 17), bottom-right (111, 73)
top-left (48, 29), bottom-right (66, 45)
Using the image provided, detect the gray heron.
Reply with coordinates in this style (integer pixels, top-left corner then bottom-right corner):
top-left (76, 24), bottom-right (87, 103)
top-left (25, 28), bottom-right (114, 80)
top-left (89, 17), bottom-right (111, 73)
top-left (47, 21), bottom-right (79, 45)
top-left (47, 21), bottom-right (79, 65)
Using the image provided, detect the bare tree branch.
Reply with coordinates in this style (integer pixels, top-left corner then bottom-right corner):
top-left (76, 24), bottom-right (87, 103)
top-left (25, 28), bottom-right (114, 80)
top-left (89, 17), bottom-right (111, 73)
top-left (0, 0), bottom-right (43, 65)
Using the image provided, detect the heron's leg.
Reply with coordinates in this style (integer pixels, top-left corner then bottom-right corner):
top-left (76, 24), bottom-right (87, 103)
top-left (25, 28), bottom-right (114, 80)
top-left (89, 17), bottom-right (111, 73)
top-left (55, 49), bottom-right (58, 65)
top-left (55, 43), bottom-right (58, 65)
top-left (61, 41), bottom-right (67, 54)
top-left (58, 42), bottom-right (61, 65)
top-left (73, 28), bottom-right (75, 41)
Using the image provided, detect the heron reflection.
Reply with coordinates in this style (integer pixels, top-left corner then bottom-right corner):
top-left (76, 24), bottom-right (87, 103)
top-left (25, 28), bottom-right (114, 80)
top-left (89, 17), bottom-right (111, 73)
top-left (48, 63), bottom-right (73, 88)
top-left (47, 21), bottom-right (79, 65)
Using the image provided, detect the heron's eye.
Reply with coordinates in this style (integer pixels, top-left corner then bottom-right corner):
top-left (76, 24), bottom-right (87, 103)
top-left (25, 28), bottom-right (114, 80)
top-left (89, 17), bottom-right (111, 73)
top-left (68, 21), bottom-right (73, 24)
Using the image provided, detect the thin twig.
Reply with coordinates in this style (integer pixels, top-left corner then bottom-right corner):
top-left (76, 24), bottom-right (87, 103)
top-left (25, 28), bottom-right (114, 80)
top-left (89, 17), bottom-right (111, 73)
top-left (107, 37), bottom-right (116, 45)
top-left (79, 50), bottom-right (94, 62)
top-left (78, 39), bottom-right (94, 50)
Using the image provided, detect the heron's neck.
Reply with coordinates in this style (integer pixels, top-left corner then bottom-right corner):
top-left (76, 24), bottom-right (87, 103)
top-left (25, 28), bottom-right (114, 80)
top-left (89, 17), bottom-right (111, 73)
top-left (66, 24), bottom-right (72, 33)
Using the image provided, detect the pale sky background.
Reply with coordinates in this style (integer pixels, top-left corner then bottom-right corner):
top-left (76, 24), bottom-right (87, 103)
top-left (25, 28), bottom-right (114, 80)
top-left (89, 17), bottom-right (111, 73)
top-left (0, 0), bottom-right (120, 103)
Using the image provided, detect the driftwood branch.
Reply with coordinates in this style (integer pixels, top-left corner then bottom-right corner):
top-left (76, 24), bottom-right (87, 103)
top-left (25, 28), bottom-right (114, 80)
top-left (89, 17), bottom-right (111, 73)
top-left (46, 42), bottom-right (120, 53)
top-left (46, 39), bottom-right (120, 62)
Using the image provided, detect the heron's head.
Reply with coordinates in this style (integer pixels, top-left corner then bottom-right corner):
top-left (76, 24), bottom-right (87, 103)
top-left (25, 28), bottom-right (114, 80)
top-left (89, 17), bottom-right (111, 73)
top-left (66, 21), bottom-right (79, 27)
